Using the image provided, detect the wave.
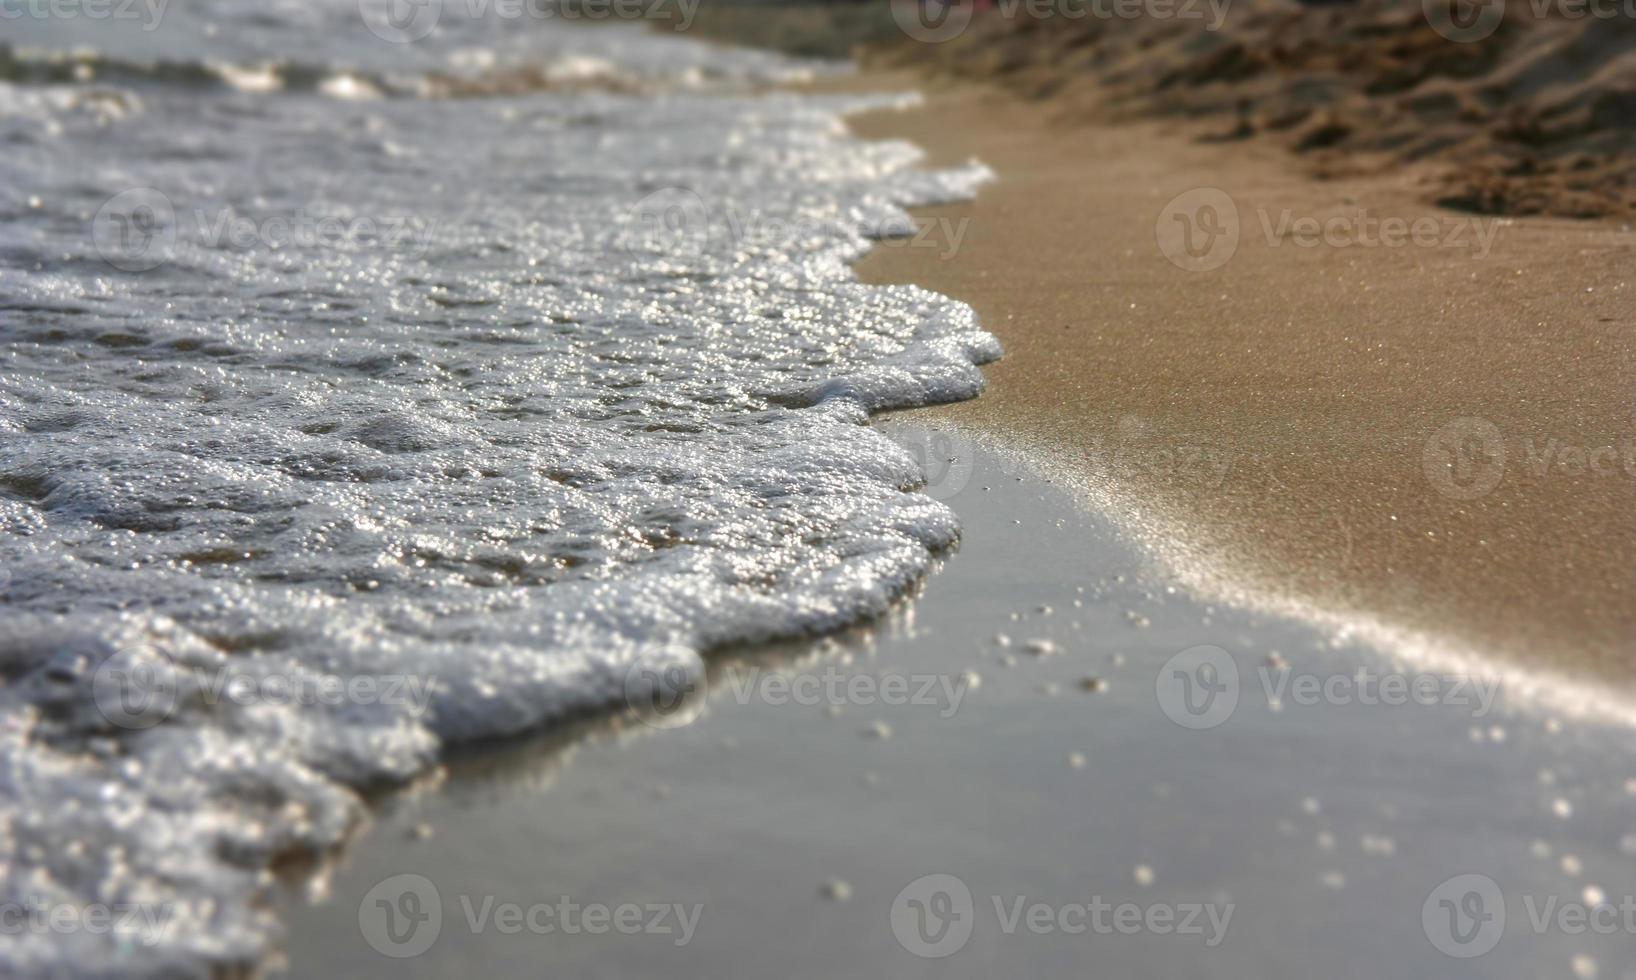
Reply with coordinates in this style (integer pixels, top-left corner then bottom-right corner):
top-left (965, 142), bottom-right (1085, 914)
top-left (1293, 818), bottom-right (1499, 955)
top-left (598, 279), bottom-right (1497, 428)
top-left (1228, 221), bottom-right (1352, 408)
top-left (0, 55), bottom-right (994, 976)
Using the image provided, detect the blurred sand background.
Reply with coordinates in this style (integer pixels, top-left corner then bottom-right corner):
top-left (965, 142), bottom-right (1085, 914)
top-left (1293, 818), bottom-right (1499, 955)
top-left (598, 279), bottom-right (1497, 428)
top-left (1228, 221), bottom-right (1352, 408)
top-left (691, 0), bottom-right (1636, 217)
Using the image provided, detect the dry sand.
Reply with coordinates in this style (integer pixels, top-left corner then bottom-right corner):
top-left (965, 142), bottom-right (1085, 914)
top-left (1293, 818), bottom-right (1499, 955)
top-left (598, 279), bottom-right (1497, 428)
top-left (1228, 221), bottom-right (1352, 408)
top-left (834, 73), bottom-right (1634, 703)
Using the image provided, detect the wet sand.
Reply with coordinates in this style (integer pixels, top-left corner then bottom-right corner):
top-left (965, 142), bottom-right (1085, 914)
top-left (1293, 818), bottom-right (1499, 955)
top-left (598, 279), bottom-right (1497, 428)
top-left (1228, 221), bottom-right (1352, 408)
top-left (841, 75), bottom-right (1636, 709)
top-left (277, 430), bottom-right (1636, 979)
top-left (271, 74), bottom-right (1636, 977)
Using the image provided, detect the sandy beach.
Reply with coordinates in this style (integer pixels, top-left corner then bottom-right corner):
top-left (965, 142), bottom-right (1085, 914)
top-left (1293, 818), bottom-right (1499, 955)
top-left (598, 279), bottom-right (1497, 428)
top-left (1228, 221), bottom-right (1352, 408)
top-left (277, 428), bottom-right (1636, 979)
top-left (272, 61), bottom-right (1636, 979)
top-left (6, 6), bottom-right (1635, 977)
top-left (269, 45), bottom-right (1636, 980)
top-left (841, 74), bottom-right (1635, 711)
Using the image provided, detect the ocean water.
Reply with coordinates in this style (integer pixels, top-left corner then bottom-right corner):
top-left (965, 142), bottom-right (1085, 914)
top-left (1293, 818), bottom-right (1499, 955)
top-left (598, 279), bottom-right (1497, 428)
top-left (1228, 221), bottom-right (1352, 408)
top-left (0, 3), bottom-right (996, 974)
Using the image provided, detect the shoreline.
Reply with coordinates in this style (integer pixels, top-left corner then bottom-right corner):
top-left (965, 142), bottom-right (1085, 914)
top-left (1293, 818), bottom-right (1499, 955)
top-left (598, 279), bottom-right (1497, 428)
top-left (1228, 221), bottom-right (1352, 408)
top-left (276, 426), bottom-right (1636, 979)
top-left (266, 64), bottom-right (1636, 979)
top-left (21, 11), bottom-right (1635, 978)
top-left (830, 73), bottom-right (1636, 720)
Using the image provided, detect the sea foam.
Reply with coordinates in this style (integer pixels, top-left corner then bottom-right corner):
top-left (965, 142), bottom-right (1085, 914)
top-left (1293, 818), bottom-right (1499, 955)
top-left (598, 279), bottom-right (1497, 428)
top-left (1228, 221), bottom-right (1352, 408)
top-left (0, 8), bottom-right (994, 975)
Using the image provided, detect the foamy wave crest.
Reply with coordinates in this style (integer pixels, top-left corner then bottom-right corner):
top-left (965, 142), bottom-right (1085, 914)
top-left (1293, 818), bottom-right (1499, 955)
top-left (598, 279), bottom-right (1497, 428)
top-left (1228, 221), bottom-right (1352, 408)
top-left (0, 65), bottom-right (992, 977)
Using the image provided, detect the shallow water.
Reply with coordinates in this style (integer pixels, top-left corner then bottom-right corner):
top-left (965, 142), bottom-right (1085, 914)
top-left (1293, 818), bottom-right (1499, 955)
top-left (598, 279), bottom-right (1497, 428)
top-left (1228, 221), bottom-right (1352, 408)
top-left (280, 428), bottom-right (1636, 980)
top-left (0, 5), bottom-right (995, 973)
